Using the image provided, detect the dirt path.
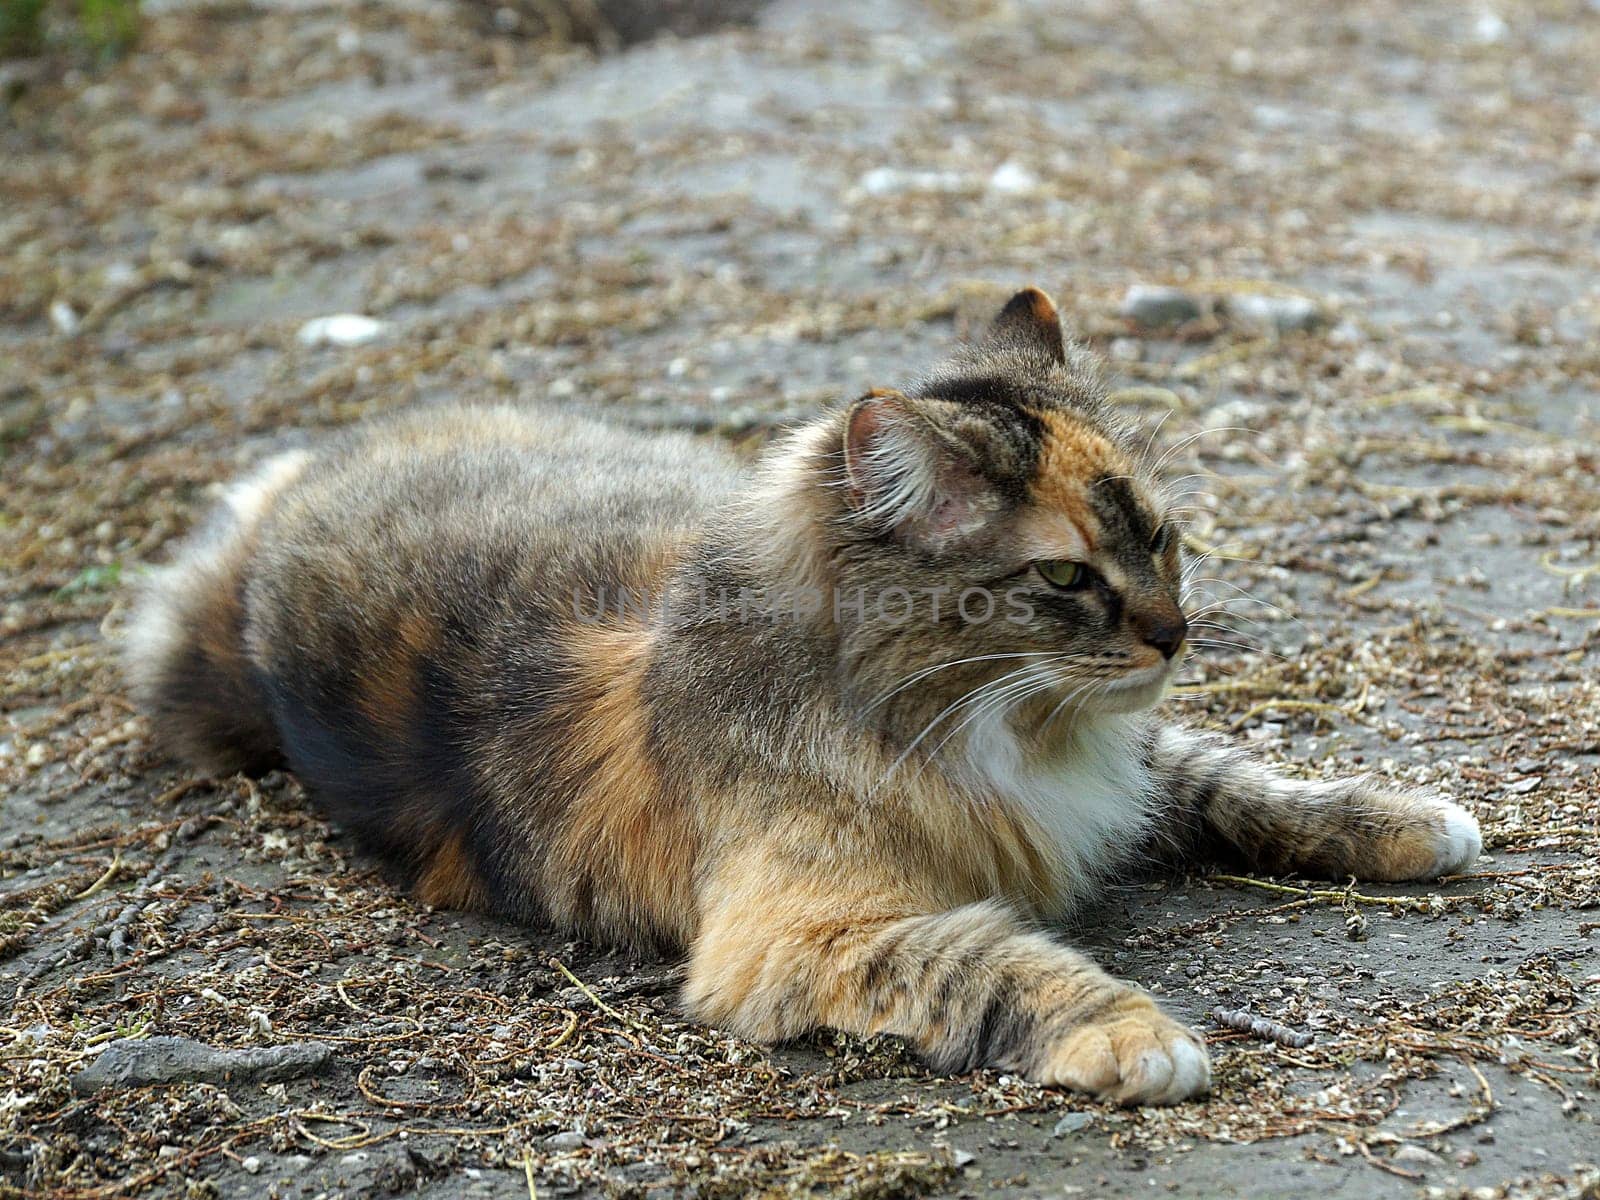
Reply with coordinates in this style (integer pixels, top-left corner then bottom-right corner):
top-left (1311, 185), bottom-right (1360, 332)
top-left (3, 0), bottom-right (1598, 1196)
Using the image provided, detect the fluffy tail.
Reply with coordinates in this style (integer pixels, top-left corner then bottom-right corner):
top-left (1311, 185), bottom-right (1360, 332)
top-left (121, 451), bottom-right (310, 776)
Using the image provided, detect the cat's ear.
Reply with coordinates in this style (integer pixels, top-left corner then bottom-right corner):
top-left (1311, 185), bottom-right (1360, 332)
top-left (984, 286), bottom-right (1065, 364)
top-left (842, 389), bottom-right (1000, 549)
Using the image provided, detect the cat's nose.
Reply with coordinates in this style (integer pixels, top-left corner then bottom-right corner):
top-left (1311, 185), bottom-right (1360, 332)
top-left (1134, 608), bottom-right (1188, 659)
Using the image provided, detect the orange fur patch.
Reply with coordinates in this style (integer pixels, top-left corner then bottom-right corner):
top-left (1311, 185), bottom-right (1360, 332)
top-left (194, 568), bottom-right (249, 689)
top-left (546, 624), bottom-right (699, 946)
top-left (1015, 509), bottom-right (1093, 563)
top-left (1021, 286), bottom-right (1059, 327)
top-left (414, 829), bottom-right (490, 911)
top-left (1026, 409), bottom-right (1132, 551)
top-left (358, 611), bottom-right (436, 734)
top-left (792, 750), bottom-right (1065, 919)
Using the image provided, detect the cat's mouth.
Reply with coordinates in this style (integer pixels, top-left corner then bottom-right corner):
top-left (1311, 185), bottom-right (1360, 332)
top-left (1094, 659), bottom-right (1181, 712)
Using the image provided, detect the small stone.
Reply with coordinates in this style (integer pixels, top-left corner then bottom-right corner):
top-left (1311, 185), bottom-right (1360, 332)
top-left (241, 1157), bottom-right (262, 1175)
top-left (1327, 320), bottom-right (1363, 346)
top-left (857, 167), bottom-right (964, 196)
top-left (1226, 293), bottom-right (1325, 333)
top-left (296, 314), bottom-right (390, 348)
top-left (49, 300), bottom-right (79, 335)
top-left (950, 1148), bottom-right (976, 1166)
top-left (1473, 10), bottom-right (1508, 42)
top-left (860, 167), bottom-right (904, 195)
top-left (1052, 1112), bottom-right (1094, 1136)
top-left (72, 1036), bottom-right (334, 1094)
top-left (1353, 347), bottom-right (1388, 375)
top-left (144, 80), bottom-right (206, 123)
top-left (1391, 1144), bottom-right (1447, 1172)
top-left (543, 1131), bottom-right (585, 1150)
top-left (1120, 285), bottom-right (1200, 330)
top-left (988, 160), bottom-right (1038, 194)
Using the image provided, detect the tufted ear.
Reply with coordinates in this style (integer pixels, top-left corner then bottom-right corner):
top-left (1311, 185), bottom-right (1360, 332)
top-left (985, 286), bottom-right (1066, 364)
top-left (842, 389), bottom-right (1002, 550)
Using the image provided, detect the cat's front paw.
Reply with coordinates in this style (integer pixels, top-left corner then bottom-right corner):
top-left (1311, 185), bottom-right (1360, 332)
top-left (1363, 800), bottom-right (1484, 883)
top-left (1417, 798), bottom-right (1482, 879)
top-left (1038, 995), bottom-right (1210, 1106)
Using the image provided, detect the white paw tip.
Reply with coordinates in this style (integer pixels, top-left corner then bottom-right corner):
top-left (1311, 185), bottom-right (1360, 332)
top-left (1133, 1050), bottom-right (1173, 1084)
top-left (1166, 1037), bottom-right (1210, 1098)
top-left (1432, 803), bottom-right (1482, 876)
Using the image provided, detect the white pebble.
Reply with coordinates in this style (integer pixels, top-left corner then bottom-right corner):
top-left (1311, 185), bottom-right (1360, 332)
top-left (296, 314), bottom-right (389, 347)
top-left (1228, 293), bottom-right (1325, 333)
top-left (49, 300), bottom-right (80, 335)
top-left (857, 167), bottom-right (964, 196)
top-left (988, 160), bottom-right (1038, 194)
top-left (1473, 10), bottom-right (1508, 42)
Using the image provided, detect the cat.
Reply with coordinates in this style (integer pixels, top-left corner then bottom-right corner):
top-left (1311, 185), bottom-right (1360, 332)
top-left (122, 287), bottom-right (1481, 1105)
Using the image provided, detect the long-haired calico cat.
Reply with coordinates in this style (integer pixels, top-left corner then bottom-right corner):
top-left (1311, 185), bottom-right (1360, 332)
top-left (123, 288), bottom-right (1480, 1105)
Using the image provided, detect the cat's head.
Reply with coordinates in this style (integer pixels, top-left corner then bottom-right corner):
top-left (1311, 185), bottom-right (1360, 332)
top-left (782, 287), bottom-right (1188, 740)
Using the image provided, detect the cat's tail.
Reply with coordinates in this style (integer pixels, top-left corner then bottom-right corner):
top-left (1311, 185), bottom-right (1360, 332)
top-left (121, 451), bottom-right (310, 776)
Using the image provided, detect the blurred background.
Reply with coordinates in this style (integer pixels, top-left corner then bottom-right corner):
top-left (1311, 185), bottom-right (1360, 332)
top-left (5, 0), bottom-right (1597, 457)
top-left (3, 2), bottom-right (1599, 1197)
top-left (5, 0), bottom-right (1596, 686)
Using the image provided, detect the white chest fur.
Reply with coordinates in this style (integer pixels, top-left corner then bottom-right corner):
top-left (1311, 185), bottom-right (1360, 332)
top-left (958, 709), bottom-right (1157, 914)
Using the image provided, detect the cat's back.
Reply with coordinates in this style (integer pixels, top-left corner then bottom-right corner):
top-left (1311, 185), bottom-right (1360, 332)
top-left (248, 404), bottom-right (739, 621)
top-left (277, 404), bottom-right (740, 553)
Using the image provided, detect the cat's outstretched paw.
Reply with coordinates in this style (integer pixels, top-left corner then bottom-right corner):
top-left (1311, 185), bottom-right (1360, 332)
top-left (1039, 996), bottom-right (1210, 1106)
top-left (1357, 790), bottom-right (1482, 881)
top-left (1418, 799), bottom-right (1482, 879)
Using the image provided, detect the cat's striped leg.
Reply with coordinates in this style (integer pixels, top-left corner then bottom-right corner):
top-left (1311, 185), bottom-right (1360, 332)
top-left (685, 847), bottom-right (1209, 1104)
top-left (1145, 722), bottom-right (1481, 881)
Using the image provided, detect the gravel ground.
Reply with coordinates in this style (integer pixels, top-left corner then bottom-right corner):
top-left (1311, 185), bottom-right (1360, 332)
top-left (3, 0), bottom-right (1599, 1196)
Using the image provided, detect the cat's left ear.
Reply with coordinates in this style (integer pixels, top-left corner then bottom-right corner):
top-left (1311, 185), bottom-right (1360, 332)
top-left (841, 389), bottom-right (1002, 550)
top-left (984, 286), bottom-right (1066, 364)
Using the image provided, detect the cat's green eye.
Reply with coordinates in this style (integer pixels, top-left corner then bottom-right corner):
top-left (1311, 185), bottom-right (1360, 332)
top-left (1036, 560), bottom-right (1087, 590)
top-left (1151, 524), bottom-right (1173, 554)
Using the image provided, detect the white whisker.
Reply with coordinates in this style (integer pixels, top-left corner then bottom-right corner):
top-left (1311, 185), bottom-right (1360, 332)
top-left (863, 651), bottom-right (1052, 713)
top-left (1152, 425), bottom-right (1258, 476)
top-left (1188, 637), bottom-right (1284, 660)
